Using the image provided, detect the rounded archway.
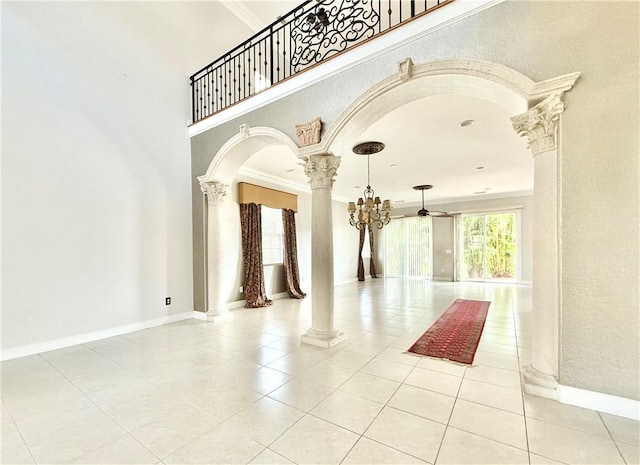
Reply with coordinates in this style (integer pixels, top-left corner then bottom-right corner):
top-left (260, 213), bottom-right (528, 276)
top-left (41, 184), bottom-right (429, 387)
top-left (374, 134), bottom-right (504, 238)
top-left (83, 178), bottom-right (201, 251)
top-left (197, 59), bottom-right (580, 399)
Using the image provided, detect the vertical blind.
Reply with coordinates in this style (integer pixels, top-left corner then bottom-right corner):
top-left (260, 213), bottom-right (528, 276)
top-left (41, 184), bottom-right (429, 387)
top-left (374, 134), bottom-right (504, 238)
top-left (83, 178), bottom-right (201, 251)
top-left (384, 217), bottom-right (431, 278)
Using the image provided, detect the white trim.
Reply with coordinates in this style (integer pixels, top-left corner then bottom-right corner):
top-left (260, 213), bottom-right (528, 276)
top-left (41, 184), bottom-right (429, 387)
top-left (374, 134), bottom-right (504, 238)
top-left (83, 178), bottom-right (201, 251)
top-left (193, 311), bottom-right (208, 321)
top-left (227, 291), bottom-right (291, 310)
top-left (189, 0), bottom-right (505, 137)
top-left (0, 312), bottom-right (194, 361)
top-left (557, 384), bottom-right (640, 421)
top-left (219, 0), bottom-right (265, 32)
top-left (448, 205), bottom-right (525, 214)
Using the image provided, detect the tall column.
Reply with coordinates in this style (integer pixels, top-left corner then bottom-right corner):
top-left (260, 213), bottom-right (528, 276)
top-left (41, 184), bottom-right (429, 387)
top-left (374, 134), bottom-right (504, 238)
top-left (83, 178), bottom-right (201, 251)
top-left (512, 94), bottom-right (566, 398)
top-left (301, 154), bottom-right (344, 348)
top-left (199, 180), bottom-right (232, 321)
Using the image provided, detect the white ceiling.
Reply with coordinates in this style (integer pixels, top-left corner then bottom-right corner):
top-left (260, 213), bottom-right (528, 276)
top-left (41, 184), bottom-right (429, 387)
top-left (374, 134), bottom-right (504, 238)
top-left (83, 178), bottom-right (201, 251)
top-left (215, 2), bottom-right (534, 208)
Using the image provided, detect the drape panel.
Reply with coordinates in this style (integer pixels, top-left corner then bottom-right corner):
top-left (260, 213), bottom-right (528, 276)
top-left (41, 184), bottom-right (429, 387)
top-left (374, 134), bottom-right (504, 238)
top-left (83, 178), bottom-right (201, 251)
top-left (239, 203), bottom-right (272, 308)
top-left (368, 224), bottom-right (377, 278)
top-left (358, 227), bottom-right (366, 281)
top-left (282, 209), bottom-right (306, 299)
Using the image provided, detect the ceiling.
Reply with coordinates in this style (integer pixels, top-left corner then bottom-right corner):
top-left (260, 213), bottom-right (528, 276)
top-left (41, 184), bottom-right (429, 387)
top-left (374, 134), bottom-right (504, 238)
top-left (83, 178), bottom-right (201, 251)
top-left (216, 1), bottom-right (534, 209)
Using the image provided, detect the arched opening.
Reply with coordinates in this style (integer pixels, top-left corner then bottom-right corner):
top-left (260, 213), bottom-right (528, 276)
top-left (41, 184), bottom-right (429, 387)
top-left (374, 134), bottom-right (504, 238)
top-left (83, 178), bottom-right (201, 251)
top-left (198, 59), bottom-right (580, 398)
top-left (197, 126), bottom-right (303, 320)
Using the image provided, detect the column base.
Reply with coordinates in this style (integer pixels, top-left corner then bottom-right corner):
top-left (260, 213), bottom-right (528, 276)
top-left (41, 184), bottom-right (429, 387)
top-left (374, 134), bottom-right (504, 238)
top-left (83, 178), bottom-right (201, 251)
top-left (204, 308), bottom-right (233, 323)
top-left (522, 364), bottom-right (558, 400)
top-left (301, 328), bottom-right (344, 348)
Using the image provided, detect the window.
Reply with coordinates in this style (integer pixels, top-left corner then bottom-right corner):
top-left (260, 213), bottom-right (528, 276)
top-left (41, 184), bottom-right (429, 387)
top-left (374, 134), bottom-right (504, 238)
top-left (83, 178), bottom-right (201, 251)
top-left (261, 206), bottom-right (283, 264)
top-left (384, 217), bottom-right (432, 278)
top-left (458, 211), bottom-right (519, 282)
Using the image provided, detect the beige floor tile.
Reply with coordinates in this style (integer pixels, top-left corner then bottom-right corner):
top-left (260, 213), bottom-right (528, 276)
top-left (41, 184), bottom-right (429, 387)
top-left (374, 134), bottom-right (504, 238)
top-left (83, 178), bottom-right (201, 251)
top-left (239, 366), bottom-right (294, 395)
top-left (70, 434), bottom-right (158, 464)
top-left (524, 394), bottom-right (610, 437)
top-left (0, 442), bottom-right (35, 465)
top-left (404, 367), bottom-right (462, 396)
top-left (311, 390), bottom-right (384, 434)
top-left (267, 353), bottom-right (322, 375)
top-left (221, 396), bottom-right (304, 446)
top-left (249, 448), bottom-right (295, 464)
top-left (361, 358), bottom-right (413, 382)
top-left (528, 453), bottom-right (567, 464)
top-left (327, 349), bottom-right (374, 370)
top-left (364, 406), bottom-right (445, 463)
top-left (464, 364), bottom-right (521, 390)
top-left (473, 351), bottom-right (520, 371)
top-left (164, 425), bottom-right (265, 464)
top-left (270, 415), bottom-right (359, 465)
top-left (375, 347), bottom-right (421, 366)
top-left (388, 384), bottom-right (455, 424)
top-left (527, 417), bottom-right (625, 464)
top-left (130, 409), bottom-right (219, 459)
top-left (436, 427), bottom-right (529, 464)
top-left (299, 359), bottom-right (357, 388)
top-left (1, 415), bottom-right (28, 451)
top-left (339, 372), bottom-right (400, 404)
top-left (476, 341), bottom-right (519, 357)
top-left (107, 391), bottom-right (198, 432)
top-left (268, 378), bottom-right (334, 412)
top-left (457, 378), bottom-right (524, 414)
top-left (179, 384), bottom-right (263, 421)
top-left (415, 357), bottom-right (467, 377)
top-left (449, 399), bottom-right (527, 450)
top-left (27, 412), bottom-right (126, 464)
top-left (616, 440), bottom-right (639, 464)
top-left (601, 412), bottom-right (640, 445)
top-left (343, 437), bottom-right (427, 464)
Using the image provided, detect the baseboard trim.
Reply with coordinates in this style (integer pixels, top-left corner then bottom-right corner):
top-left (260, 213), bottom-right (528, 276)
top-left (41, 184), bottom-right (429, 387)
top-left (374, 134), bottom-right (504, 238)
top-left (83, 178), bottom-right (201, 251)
top-left (227, 291), bottom-right (291, 310)
top-left (557, 384), bottom-right (640, 421)
top-left (0, 312), bottom-right (194, 361)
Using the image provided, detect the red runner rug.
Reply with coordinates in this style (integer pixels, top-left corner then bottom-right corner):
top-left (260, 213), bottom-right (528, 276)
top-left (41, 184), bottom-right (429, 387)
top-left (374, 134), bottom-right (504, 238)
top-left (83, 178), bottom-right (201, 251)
top-left (407, 299), bottom-right (490, 364)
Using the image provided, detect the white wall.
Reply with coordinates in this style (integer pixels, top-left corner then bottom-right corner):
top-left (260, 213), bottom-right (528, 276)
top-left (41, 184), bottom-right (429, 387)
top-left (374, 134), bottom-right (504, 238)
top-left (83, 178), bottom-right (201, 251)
top-left (1, 2), bottom-right (252, 353)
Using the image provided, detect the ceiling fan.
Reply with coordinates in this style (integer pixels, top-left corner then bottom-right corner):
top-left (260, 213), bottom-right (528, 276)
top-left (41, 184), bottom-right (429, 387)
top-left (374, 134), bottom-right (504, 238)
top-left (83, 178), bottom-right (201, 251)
top-left (413, 185), bottom-right (452, 218)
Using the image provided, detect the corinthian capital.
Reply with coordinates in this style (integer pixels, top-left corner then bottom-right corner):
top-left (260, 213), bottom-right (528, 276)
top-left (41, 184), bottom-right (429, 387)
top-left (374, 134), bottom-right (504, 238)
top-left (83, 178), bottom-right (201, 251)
top-left (199, 180), bottom-right (228, 204)
top-left (512, 94), bottom-right (566, 157)
top-left (304, 155), bottom-right (341, 189)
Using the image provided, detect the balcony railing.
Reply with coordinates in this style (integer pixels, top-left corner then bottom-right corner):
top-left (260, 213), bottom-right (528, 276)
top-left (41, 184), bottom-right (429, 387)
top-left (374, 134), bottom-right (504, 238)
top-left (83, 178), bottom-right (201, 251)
top-left (190, 0), bottom-right (453, 123)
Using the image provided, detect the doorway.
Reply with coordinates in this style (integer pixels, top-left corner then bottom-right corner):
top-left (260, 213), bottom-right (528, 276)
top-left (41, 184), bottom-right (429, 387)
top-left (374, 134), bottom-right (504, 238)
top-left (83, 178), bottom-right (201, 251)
top-left (458, 211), bottom-right (519, 282)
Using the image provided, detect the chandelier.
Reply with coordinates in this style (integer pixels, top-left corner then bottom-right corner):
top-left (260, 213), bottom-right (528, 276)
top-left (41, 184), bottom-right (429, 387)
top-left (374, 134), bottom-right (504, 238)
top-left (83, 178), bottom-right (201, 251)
top-left (347, 142), bottom-right (392, 230)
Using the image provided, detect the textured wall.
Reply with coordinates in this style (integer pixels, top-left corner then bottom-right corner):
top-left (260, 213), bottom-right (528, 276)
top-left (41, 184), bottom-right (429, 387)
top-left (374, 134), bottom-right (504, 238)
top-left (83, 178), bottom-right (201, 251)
top-left (191, 1), bottom-right (639, 399)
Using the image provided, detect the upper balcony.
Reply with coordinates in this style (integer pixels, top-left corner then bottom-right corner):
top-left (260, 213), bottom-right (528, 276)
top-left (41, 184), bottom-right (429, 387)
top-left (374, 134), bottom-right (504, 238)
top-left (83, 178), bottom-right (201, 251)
top-left (189, 0), bottom-right (454, 119)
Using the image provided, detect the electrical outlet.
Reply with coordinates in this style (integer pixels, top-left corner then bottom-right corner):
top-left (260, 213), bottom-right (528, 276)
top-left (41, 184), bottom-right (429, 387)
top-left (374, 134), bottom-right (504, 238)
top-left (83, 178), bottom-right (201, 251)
top-left (239, 286), bottom-right (244, 293)
top-left (165, 297), bottom-right (171, 305)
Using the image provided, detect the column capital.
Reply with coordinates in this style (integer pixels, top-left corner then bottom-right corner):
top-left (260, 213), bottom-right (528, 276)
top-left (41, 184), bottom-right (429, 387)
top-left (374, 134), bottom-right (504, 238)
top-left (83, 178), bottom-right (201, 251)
top-left (304, 154), bottom-right (341, 189)
top-left (199, 180), bottom-right (228, 204)
top-left (512, 93), bottom-right (566, 157)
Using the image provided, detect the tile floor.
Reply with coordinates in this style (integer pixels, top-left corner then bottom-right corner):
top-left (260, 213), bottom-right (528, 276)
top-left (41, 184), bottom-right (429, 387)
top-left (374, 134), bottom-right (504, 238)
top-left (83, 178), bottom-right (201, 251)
top-left (1, 279), bottom-right (638, 464)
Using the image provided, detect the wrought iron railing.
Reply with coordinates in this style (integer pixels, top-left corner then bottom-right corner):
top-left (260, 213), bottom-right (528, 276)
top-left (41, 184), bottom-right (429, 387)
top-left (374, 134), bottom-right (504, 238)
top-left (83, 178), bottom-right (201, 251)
top-left (190, 0), bottom-right (453, 123)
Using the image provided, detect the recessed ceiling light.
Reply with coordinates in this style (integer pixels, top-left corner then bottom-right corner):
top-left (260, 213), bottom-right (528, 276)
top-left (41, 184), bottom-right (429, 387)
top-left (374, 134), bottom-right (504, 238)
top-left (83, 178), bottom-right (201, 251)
top-left (395, 200), bottom-right (405, 203)
top-left (459, 119), bottom-right (475, 127)
top-left (474, 191), bottom-right (487, 195)
top-left (354, 186), bottom-right (361, 189)
top-left (390, 164), bottom-right (398, 168)
top-left (285, 168), bottom-right (295, 172)
top-left (475, 166), bottom-right (485, 170)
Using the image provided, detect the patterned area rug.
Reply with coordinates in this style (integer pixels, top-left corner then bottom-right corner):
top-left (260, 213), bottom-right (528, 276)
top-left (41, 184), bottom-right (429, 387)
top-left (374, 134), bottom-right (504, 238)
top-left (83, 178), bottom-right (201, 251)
top-left (407, 299), bottom-right (491, 364)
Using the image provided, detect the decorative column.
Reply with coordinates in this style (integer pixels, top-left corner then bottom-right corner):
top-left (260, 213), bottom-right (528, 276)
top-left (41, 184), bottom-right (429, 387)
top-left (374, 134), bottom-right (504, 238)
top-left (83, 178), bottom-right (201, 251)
top-left (301, 154), bottom-right (344, 348)
top-left (512, 93), bottom-right (566, 398)
top-left (199, 179), bottom-right (232, 321)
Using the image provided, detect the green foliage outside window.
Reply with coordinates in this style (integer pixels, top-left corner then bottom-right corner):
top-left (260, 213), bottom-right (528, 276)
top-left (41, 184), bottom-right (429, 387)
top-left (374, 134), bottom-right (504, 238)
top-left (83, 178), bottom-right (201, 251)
top-left (463, 213), bottom-right (516, 280)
